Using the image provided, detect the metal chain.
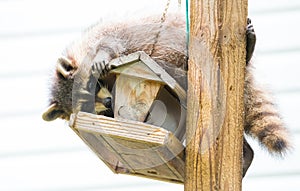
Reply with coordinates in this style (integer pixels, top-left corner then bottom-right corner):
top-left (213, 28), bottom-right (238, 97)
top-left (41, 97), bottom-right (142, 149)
top-left (178, 0), bottom-right (182, 9)
top-left (149, 0), bottom-right (171, 56)
top-left (161, 0), bottom-right (171, 23)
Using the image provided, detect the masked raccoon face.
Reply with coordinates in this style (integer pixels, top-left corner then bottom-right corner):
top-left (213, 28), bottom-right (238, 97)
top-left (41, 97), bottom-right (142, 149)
top-left (42, 57), bottom-right (76, 121)
top-left (95, 85), bottom-right (113, 114)
top-left (42, 55), bottom-right (114, 122)
top-left (42, 86), bottom-right (112, 121)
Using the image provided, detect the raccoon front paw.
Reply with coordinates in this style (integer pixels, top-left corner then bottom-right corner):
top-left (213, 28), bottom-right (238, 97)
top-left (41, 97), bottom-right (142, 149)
top-left (246, 19), bottom-right (256, 42)
top-left (246, 18), bottom-right (256, 64)
top-left (91, 60), bottom-right (111, 79)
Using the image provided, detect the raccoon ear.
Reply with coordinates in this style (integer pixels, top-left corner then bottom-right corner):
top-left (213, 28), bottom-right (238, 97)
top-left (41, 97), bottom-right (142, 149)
top-left (56, 56), bottom-right (77, 79)
top-left (42, 103), bottom-right (65, 121)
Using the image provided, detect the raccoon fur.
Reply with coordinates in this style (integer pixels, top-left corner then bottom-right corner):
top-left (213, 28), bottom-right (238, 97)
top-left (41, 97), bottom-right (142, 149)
top-left (42, 14), bottom-right (290, 174)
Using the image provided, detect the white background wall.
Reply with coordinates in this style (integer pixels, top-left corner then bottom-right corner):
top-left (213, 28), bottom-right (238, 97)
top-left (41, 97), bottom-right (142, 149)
top-left (0, 0), bottom-right (299, 190)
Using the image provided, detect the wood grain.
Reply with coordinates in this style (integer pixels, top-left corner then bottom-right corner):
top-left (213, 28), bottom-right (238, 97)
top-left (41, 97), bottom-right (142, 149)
top-left (70, 112), bottom-right (185, 183)
top-left (185, 0), bottom-right (247, 190)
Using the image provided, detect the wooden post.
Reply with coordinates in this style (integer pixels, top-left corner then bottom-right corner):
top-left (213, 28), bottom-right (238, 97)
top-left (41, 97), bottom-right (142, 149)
top-left (185, 0), bottom-right (247, 191)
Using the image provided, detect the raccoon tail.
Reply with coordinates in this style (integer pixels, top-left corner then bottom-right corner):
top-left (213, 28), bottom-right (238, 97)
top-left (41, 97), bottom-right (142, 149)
top-left (244, 67), bottom-right (291, 156)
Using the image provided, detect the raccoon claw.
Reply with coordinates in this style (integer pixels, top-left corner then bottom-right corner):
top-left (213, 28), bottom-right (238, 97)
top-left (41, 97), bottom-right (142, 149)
top-left (246, 19), bottom-right (255, 37)
top-left (247, 18), bottom-right (252, 25)
top-left (92, 60), bottom-right (111, 79)
top-left (246, 18), bottom-right (256, 65)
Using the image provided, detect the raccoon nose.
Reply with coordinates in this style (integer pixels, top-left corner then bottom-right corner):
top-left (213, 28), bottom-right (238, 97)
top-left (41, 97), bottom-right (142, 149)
top-left (103, 97), bottom-right (112, 109)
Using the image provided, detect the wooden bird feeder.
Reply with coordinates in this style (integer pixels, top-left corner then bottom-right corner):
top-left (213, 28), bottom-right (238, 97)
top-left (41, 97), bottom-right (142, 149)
top-left (69, 51), bottom-right (186, 183)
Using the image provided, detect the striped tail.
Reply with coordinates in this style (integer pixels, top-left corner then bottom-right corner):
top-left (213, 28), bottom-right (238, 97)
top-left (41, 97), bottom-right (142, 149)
top-left (244, 67), bottom-right (291, 156)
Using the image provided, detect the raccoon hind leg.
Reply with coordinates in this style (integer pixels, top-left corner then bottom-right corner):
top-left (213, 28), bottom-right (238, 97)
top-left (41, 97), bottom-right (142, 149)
top-left (246, 18), bottom-right (256, 65)
top-left (243, 137), bottom-right (254, 177)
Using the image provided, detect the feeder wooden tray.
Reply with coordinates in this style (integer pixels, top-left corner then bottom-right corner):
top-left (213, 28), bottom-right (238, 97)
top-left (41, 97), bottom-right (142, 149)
top-left (69, 51), bottom-right (186, 183)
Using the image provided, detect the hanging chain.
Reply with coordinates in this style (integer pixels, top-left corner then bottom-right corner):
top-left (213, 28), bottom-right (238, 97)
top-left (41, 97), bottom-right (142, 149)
top-left (178, 0), bottom-right (182, 8)
top-left (161, 0), bottom-right (171, 23)
top-left (149, 0), bottom-right (171, 56)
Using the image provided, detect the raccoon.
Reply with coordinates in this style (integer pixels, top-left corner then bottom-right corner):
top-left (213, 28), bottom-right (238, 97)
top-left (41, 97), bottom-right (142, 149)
top-left (43, 14), bottom-right (187, 121)
top-left (42, 56), bottom-right (113, 121)
top-left (42, 14), bottom-right (290, 175)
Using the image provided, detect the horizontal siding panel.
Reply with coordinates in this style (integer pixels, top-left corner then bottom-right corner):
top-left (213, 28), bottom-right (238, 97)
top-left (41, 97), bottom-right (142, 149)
top-left (244, 175), bottom-right (300, 191)
top-left (276, 93), bottom-right (300, 132)
top-left (0, 0), bottom-right (184, 37)
top-left (253, 52), bottom-right (300, 92)
top-left (0, 150), bottom-right (183, 191)
top-left (249, 0), bottom-right (300, 14)
top-left (248, 11), bottom-right (300, 53)
top-left (0, 35), bottom-right (78, 76)
top-left (0, 116), bottom-right (84, 154)
top-left (0, 75), bottom-right (49, 115)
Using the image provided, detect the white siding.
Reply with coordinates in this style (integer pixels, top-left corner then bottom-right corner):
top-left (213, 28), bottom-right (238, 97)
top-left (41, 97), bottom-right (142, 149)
top-left (0, 0), bottom-right (299, 190)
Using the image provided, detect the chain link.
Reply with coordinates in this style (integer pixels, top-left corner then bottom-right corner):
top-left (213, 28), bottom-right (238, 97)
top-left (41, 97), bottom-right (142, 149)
top-left (149, 0), bottom-right (171, 56)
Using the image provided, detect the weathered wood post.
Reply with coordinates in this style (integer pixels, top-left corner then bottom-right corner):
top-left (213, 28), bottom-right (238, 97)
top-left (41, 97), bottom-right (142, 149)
top-left (185, 0), bottom-right (248, 190)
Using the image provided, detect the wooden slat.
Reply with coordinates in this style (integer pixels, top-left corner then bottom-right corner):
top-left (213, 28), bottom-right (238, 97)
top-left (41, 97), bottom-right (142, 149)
top-left (71, 112), bottom-right (169, 144)
top-left (69, 112), bottom-right (185, 183)
top-left (109, 51), bottom-right (187, 107)
top-left (112, 61), bottom-right (164, 83)
top-left (114, 75), bottom-right (162, 121)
